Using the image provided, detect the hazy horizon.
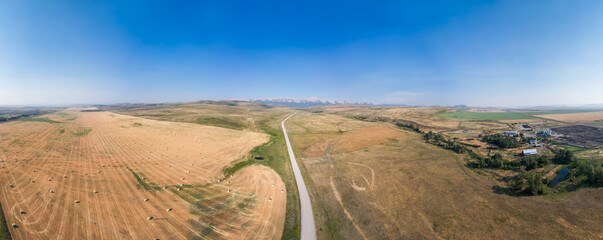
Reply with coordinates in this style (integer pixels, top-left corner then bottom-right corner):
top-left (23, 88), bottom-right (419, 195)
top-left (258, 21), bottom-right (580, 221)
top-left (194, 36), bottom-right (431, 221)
top-left (2, 1), bottom-right (603, 107)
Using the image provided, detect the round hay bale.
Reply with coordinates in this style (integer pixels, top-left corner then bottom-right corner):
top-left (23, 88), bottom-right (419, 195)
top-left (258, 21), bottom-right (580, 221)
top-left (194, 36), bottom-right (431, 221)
top-left (147, 217), bottom-right (153, 220)
top-left (20, 210), bottom-right (25, 214)
top-left (75, 200), bottom-right (80, 203)
top-left (166, 208), bottom-right (172, 212)
top-left (11, 223), bottom-right (17, 228)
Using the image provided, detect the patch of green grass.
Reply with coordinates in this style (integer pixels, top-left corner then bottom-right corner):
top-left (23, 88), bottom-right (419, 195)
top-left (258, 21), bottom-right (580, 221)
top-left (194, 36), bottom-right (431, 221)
top-left (195, 117), bottom-right (246, 130)
top-left (222, 115), bottom-right (301, 240)
top-left (438, 110), bottom-right (538, 120)
top-left (126, 167), bottom-right (162, 192)
top-left (73, 128), bottom-right (92, 136)
top-left (589, 120), bottom-right (603, 127)
top-left (0, 201), bottom-right (11, 240)
top-left (556, 144), bottom-right (584, 152)
top-left (131, 122), bottom-right (143, 127)
top-left (19, 117), bottom-right (61, 123)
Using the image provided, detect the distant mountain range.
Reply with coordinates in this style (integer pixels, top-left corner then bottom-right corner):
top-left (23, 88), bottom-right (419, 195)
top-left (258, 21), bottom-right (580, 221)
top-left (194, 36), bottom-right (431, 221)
top-left (250, 98), bottom-right (603, 109)
top-left (252, 97), bottom-right (374, 107)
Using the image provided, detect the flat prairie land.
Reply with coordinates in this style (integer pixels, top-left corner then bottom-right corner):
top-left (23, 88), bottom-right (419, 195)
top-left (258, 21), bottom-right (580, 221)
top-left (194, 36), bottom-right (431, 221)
top-left (288, 113), bottom-right (603, 239)
top-left (535, 111), bottom-right (603, 122)
top-left (438, 110), bottom-right (538, 120)
top-left (0, 109), bottom-right (286, 239)
top-left (314, 106), bottom-right (512, 131)
top-left (102, 101), bottom-right (290, 132)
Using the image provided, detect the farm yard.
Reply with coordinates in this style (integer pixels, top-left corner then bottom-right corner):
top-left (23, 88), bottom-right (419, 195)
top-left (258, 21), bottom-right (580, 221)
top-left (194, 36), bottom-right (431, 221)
top-left (0, 109), bottom-right (286, 239)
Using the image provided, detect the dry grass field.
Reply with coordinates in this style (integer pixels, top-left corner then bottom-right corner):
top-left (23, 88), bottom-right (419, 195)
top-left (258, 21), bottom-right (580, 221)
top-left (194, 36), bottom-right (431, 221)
top-left (102, 101), bottom-right (290, 132)
top-left (0, 109), bottom-right (286, 239)
top-left (312, 106), bottom-right (513, 131)
top-left (287, 113), bottom-right (603, 239)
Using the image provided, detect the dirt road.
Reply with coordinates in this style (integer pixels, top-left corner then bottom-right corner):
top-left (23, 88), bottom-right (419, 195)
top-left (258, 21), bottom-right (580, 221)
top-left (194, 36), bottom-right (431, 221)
top-left (281, 114), bottom-right (316, 240)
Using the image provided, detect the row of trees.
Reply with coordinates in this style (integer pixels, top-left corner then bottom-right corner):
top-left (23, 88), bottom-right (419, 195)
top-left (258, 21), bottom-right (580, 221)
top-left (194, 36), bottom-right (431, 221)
top-left (423, 131), bottom-right (470, 154)
top-left (470, 153), bottom-right (551, 170)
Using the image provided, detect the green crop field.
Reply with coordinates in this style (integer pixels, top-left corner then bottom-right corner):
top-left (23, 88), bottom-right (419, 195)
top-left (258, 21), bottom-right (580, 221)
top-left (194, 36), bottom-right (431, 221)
top-left (438, 110), bottom-right (538, 120)
top-left (556, 144), bottom-right (584, 152)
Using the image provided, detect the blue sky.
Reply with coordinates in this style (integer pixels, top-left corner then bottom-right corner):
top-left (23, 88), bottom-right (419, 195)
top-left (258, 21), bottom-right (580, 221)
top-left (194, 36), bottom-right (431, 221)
top-left (1, 0), bottom-right (602, 107)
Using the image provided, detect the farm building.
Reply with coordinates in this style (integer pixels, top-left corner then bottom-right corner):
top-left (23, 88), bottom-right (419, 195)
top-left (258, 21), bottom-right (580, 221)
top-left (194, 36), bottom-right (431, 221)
top-left (505, 131), bottom-right (518, 135)
top-left (529, 139), bottom-right (540, 146)
top-left (538, 130), bottom-right (552, 137)
top-left (522, 125), bottom-right (531, 129)
top-left (523, 149), bottom-right (538, 156)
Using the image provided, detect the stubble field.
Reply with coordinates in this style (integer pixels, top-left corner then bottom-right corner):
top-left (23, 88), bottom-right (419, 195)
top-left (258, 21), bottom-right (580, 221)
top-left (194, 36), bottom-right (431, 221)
top-left (0, 109), bottom-right (286, 239)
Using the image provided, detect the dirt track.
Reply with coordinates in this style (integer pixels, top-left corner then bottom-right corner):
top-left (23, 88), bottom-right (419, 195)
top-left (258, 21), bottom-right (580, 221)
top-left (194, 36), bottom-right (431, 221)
top-left (0, 109), bottom-right (286, 239)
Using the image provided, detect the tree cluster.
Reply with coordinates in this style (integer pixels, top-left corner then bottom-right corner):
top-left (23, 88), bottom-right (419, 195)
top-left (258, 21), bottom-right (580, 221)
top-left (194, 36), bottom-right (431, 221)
top-left (552, 149), bottom-right (574, 164)
top-left (509, 172), bottom-right (549, 195)
top-left (395, 122), bottom-right (421, 133)
top-left (518, 155), bottom-right (551, 171)
top-left (481, 133), bottom-right (522, 148)
top-left (570, 159), bottom-right (603, 186)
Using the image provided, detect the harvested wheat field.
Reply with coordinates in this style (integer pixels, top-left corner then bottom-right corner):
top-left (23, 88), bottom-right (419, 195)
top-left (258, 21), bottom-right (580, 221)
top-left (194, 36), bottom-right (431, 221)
top-left (535, 111), bottom-right (603, 122)
top-left (0, 109), bottom-right (286, 239)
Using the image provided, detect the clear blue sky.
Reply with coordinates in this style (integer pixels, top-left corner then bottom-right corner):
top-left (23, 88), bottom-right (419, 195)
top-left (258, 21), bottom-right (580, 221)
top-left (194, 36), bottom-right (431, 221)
top-left (1, 0), bottom-right (602, 107)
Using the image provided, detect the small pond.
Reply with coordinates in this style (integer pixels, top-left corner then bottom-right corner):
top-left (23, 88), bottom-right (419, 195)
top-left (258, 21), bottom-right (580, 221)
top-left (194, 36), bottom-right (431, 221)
top-left (549, 167), bottom-right (569, 188)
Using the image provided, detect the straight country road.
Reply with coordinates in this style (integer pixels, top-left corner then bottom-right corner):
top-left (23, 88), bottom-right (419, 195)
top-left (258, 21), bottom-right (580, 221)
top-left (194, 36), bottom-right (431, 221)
top-left (281, 114), bottom-right (317, 240)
